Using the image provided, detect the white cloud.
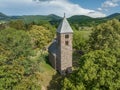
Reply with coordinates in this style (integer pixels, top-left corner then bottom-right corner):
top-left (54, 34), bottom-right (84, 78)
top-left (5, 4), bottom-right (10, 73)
top-left (33, 0), bottom-right (106, 18)
top-left (0, 0), bottom-right (106, 18)
top-left (102, 1), bottom-right (118, 8)
top-left (111, 0), bottom-right (120, 2)
top-left (97, 8), bottom-right (102, 11)
top-left (97, 0), bottom-right (120, 12)
top-left (99, 0), bottom-right (120, 11)
top-left (87, 11), bottom-right (106, 18)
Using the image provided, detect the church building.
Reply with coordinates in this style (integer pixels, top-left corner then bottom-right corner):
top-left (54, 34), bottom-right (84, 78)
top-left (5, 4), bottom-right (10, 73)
top-left (48, 14), bottom-right (73, 75)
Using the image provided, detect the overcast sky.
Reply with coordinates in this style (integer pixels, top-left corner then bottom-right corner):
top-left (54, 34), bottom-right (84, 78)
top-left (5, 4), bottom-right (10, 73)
top-left (0, 0), bottom-right (120, 18)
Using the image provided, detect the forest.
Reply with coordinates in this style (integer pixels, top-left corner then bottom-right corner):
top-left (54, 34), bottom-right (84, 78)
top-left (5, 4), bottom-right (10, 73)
top-left (0, 13), bottom-right (120, 90)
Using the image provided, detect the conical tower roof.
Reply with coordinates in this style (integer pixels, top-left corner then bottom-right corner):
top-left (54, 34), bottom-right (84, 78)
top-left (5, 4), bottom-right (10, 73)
top-left (57, 14), bottom-right (73, 33)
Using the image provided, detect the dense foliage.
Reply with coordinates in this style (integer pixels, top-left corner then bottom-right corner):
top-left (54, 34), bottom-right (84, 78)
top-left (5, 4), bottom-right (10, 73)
top-left (89, 19), bottom-right (120, 51)
top-left (0, 27), bottom-right (52, 89)
top-left (0, 17), bottom-right (56, 89)
top-left (62, 50), bottom-right (120, 90)
top-left (73, 30), bottom-right (91, 52)
top-left (28, 25), bottom-right (54, 49)
top-left (62, 19), bottom-right (120, 90)
top-left (8, 20), bottom-right (25, 30)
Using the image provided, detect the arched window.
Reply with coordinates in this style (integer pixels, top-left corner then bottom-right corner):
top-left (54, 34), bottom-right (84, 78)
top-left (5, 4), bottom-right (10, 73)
top-left (65, 41), bottom-right (69, 45)
top-left (65, 34), bottom-right (69, 38)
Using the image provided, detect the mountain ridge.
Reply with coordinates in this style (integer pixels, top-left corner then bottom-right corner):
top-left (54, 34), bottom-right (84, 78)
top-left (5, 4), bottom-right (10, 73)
top-left (0, 12), bottom-right (120, 26)
top-left (1, 12), bottom-right (120, 20)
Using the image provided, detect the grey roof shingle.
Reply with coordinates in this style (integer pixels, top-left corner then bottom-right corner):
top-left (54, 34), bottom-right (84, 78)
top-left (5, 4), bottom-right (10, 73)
top-left (48, 40), bottom-right (57, 55)
top-left (57, 17), bottom-right (73, 33)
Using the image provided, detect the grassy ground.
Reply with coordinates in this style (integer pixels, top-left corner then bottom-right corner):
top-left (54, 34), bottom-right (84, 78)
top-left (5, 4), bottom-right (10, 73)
top-left (30, 50), bottom-right (62, 90)
top-left (39, 61), bottom-right (56, 87)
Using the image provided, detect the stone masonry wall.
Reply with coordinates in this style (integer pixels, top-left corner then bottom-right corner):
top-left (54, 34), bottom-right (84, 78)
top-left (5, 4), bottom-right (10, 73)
top-left (49, 53), bottom-right (56, 70)
top-left (57, 33), bottom-right (72, 74)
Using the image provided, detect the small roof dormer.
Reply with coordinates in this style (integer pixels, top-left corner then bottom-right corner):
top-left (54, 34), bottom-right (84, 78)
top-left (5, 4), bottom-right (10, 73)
top-left (57, 14), bottom-right (73, 34)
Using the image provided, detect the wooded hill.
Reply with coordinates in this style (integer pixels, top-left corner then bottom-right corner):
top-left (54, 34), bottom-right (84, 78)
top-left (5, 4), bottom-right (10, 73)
top-left (0, 12), bottom-right (120, 26)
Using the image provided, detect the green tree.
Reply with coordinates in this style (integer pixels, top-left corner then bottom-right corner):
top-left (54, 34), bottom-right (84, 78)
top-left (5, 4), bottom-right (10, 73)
top-left (8, 20), bottom-right (25, 30)
top-left (89, 19), bottom-right (120, 50)
top-left (73, 31), bottom-right (89, 52)
top-left (28, 25), bottom-right (53, 49)
top-left (0, 28), bottom-right (41, 90)
top-left (62, 50), bottom-right (120, 90)
top-left (62, 19), bottom-right (120, 90)
top-left (0, 28), bottom-right (32, 59)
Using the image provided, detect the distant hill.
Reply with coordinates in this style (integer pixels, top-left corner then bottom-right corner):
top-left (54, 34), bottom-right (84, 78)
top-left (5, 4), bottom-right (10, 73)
top-left (106, 13), bottom-right (120, 19)
top-left (21, 14), bottom-right (62, 24)
top-left (0, 12), bottom-right (120, 26)
top-left (8, 14), bottom-right (61, 24)
top-left (0, 12), bottom-right (7, 17)
top-left (68, 15), bottom-right (92, 21)
top-left (68, 15), bottom-right (105, 27)
top-left (68, 15), bottom-right (94, 26)
top-left (47, 14), bottom-right (62, 20)
top-left (0, 12), bottom-right (9, 20)
top-left (0, 12), bottom-right (61, 23)
top-left (68, 13), bottom-right (120, 27)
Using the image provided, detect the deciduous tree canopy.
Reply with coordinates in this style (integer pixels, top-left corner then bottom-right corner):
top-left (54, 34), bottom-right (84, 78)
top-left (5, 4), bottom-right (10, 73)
top-left (0, 28), bottom-right (41, 90)
top-left (62, 19), bottom-right (120, 90)
top-left (28, 25), bottom-right (54, 49)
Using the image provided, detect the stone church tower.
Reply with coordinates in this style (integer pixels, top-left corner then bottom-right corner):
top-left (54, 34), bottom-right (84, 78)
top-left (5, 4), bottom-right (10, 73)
top-left (48, 14), bottom-right (73, 75)
top-left (56, 14), bottom-right (73, 75)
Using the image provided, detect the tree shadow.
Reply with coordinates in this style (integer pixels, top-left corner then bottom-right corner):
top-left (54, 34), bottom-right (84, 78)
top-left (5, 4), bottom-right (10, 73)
top-left (44, 54), bottom-right (51, 65)
top-left (43, 54), bottom-right (64, 90)
top-left (47, 72), bottom-right (64, 90)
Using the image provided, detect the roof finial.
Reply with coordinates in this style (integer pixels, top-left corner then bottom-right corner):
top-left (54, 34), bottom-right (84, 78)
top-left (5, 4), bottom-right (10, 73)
top-left (64, 13), bottom-right (66, 18)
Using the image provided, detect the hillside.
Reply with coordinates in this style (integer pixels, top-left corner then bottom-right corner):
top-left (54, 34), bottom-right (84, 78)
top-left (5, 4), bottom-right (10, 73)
top-left (0, 13), bottom-right (62, 23)
top-left (68, 15), bottom-right (93, 21)
top-left (68, 15), bottom-right (98, 26)
top-left (68, 13), bottom-right (120, 27)
top-left (0, 12), bottom-right (9, 20)
top-left (106, 13), bottom-right (120, 19)
top-left (21, 14), bottom-right (61, 24)
top-left (0, 12), bottom-right (120, 26)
